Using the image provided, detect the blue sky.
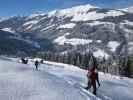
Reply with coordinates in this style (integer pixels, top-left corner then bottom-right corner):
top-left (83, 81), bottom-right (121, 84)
top-left (0, 0), bottom-right (133, 16)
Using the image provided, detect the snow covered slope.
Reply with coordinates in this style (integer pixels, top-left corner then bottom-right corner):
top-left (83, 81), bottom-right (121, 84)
top-left (1, 56), bottom-right (132, 100)
top-left (36, 59), bottom-right (133, 100)
top-left (0, 57), bottom-right (99, 100)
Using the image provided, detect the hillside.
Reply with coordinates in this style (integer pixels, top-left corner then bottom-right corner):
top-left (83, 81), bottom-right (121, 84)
top-left (0, 4), bottom-right (133, 57)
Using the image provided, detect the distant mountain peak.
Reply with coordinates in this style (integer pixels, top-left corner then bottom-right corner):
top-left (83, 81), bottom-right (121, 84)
top-left (0, 17), bottom-right (10, 22)
top-left (48, 4), bottom-right (98, 17)
top-left (121, 6), bottom-right (133, 13)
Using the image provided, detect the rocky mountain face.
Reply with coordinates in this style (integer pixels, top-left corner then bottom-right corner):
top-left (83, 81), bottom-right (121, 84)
top-left (0, 4), bottom-right (133, 58)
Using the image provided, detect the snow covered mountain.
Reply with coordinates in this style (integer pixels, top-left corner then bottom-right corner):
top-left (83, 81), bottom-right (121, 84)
top-left (121, 6), bottom-right (133, 13)
top-left (0, 4), bottom-right (133, 57)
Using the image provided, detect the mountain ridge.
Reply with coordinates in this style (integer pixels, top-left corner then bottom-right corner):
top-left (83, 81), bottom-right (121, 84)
top-left (0, 4), bottom-right (133, 58)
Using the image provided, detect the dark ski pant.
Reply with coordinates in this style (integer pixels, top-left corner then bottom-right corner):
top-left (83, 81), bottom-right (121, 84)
top-left (35, 65), bottom-right (38, 70)
top-left (86, 81), bottom-right (97, 95)
top-left (92, 82), bottom-right (96, 95)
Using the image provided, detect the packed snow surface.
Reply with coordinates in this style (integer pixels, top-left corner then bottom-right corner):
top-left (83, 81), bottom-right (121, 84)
top-left (0, 57), bottom-right (99, 100)
top-left (0, 57), bottom-right (133, 100)
top-left (39, 60), bottom-right (133, 100)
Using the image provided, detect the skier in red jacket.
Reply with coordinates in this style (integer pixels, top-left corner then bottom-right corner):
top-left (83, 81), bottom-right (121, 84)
top-left (85, 67), bottom-right (100, 95)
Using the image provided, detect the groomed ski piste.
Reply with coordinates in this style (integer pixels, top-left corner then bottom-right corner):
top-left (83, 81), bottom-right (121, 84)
top-left (0, 56), bottom-right (133, 100)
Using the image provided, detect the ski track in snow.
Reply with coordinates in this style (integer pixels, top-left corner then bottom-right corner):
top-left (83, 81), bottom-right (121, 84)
top-left (0, 57), bottom-right (133, 100)
top-left (0, 58), bottom-right (98, 100)
top-left (38, 60), bottom-right (133, 100)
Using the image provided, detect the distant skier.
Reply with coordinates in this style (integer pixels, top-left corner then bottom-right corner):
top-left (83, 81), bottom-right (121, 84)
top-left (35, 60), bottom-right (39, 70)
top-left (21, 58), bottom-right (28, 64)
top-left (25, 58), bottom-right (28, 64)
